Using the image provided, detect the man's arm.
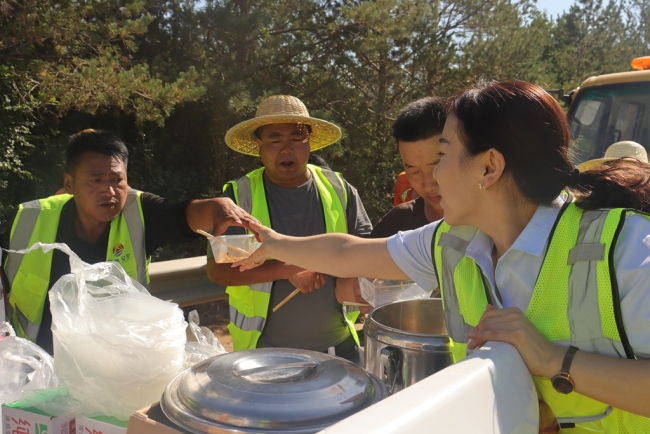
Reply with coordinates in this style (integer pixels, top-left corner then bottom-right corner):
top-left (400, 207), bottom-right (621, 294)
top-left (141, 193), bottom-right (257, 253)
top-left (185, 197), bottom-right (258, 236)
top-left (204, 185), bottom-right (326, 293)
top-left (207, 260), bottom-right (298, 286)
top-left (207, 260), bottom-right (326, 293)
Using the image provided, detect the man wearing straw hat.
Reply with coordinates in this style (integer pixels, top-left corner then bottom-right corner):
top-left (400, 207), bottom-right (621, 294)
top-left (577, 140), bottom-right (650, 171)
top-left (207, 95), bottom-right (372, 360)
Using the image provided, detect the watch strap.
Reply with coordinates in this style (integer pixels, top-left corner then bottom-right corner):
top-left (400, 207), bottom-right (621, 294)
top-left (560, 346), bottom-right (579, 375)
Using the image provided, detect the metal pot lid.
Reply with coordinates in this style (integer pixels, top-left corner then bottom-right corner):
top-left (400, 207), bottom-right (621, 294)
top-left (161, 348), bottom-right (386, 434)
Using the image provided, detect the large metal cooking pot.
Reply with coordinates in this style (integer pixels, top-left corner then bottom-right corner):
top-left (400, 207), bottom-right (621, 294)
top-left (364, 298), bottom-right (453, 395)
top-left (161, 347), bottom-right (386, 433)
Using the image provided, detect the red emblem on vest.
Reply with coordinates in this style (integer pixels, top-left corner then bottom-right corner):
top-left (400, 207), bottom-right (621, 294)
top-left (112, 243), bottom-right (125, 257)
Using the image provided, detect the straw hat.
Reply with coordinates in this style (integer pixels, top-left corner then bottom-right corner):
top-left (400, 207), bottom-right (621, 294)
top-left (225, 95), bottom-right (342, 156)
top-left (577, 141), bottom-right (650, 171)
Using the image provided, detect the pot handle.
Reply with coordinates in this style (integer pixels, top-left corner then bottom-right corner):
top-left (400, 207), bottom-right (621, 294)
top-left (380, 346), bottom-right (402, 394)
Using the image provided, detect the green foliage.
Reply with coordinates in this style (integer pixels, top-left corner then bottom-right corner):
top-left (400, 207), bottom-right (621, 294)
top-left (545, 0), bottom-right (640, 90)
top-left (0, 0), bottom-right (205, 125)
top-left (0, 65), bottom-right (37, 217)
top-left (1, 0), bottom-right (648, 256)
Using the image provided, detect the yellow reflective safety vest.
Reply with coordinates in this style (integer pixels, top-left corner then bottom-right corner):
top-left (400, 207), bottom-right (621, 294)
top-left (431, 201), bottom-right (650, 433)
top-left (4, 190), bottom-right (148, 341)
top-left (223, 164), bottom-right (359, 351)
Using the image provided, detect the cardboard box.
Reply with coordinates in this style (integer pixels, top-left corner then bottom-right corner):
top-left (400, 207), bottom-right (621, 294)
top-left (2, 402), bottom-right (76, 434)
top-left (126, 403), bottom-right (192, 434)
top-left (76, 417), bottom-right (127, 434)
top-left (2, 387), bottom-right (128, 434)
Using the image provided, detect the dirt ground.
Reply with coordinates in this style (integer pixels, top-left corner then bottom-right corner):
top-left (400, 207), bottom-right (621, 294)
top-left (182, 297), bottom-right (366, 353)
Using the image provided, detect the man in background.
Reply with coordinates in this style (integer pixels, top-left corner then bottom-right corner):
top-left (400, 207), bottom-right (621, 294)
top-left (336, 96), bottom-right (448, 307)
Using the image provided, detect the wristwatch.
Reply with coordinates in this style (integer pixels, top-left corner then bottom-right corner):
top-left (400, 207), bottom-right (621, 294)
top-left (551, 346), bottom-right (579, 394)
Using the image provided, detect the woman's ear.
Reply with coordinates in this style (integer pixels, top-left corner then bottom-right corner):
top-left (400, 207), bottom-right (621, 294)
top-left (482, 148), bottom-right (506, 190)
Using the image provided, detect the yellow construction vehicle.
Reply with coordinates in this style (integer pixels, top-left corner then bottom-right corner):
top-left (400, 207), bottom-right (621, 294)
top-left (565, 56), bottom-right (650, 165)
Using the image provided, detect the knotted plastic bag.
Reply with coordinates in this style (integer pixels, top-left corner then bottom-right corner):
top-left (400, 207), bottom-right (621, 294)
top-left (184, 309), bottom-right (226, 368)
top-left (0, 322), bottom-right (59, 405)
top-left (19, 242), bottom-right (190, 420)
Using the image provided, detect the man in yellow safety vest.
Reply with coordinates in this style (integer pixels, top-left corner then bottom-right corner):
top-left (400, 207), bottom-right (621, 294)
top-left (1, 129), bottom-right (256, 354)
top-left (206, 95), bottom-right (372, 361)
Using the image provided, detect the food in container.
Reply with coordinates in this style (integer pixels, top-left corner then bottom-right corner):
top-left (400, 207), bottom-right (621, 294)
top-left (209, 234), bottom-right (261, 263)
top-left (359, 277), bottom-right (431, 307)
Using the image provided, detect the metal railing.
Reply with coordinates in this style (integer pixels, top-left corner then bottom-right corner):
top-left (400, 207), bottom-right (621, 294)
top-left (148, 256), bottom-right (226, 307)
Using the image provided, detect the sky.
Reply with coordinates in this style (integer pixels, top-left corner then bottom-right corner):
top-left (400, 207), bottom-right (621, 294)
top-left (535, 0), bottom-right (575, 17)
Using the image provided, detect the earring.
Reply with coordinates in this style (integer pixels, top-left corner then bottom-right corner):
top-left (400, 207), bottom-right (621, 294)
top-left (478, 181), bottom-right (486, 190)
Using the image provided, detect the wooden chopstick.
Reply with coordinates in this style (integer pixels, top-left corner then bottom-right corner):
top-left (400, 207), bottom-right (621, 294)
top-left (272, 288), bottom-right (301, 312)
top-left (342, 301), bottom-right (371, 307)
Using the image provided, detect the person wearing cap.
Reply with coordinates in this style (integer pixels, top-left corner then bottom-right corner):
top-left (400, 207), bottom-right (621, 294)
top-left (0, 129), bottom-right (256, 354)
top-left (206, 95), bottom-right (372, 360)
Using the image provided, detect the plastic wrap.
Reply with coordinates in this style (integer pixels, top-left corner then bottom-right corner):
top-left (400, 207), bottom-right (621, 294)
top-left (184, 310), bottom-right (227, 368)
top-left (30, 242), bottom-right (189, 420)
top-left (0, 322), bottom-right (60, 405)
top-left (359, 278), bottom-right (431, 307)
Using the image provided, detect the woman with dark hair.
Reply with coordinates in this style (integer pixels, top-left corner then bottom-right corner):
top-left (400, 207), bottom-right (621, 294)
top-left (235, 80), bottom-right (650, 431)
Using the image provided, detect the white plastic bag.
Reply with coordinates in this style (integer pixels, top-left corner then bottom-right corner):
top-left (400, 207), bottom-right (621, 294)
top-left (28, 242), bottom-right (189, 420)
top-left (184, 310), bottom-right (226, 368)
top-left (0, 322), bottom-right (60, 405)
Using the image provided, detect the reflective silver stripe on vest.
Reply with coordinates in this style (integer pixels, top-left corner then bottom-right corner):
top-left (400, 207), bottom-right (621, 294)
top-left (13, 305), bottom-right (40, 340)
top-left (438, 232), bottom-right (470, 254)
top-left (5, 199), bottom-right (42, 284)
top-left (567, 209), bottom-right (626, 357)
top-left (320, 168), bottom-right (347, 210)
top-left (231, 176), bottom-right (276, 333)
top-left (230, 282), bottom-right (273, 332)
top-left (568, 244), bottom-right (605, 264)
top-left (235, 177), bottom-right (253, 213)
top-left (123, 190), bottom-right (147, 286)
top-left (437, 227), bottom-right (478, 342)
top-left (229, 307), bottom-right (265, 332)
top-left (557, 406), bottom-right (613, 425)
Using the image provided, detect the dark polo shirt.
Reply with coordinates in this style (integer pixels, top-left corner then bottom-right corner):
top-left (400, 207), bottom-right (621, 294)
top-left (369, 196), bottom-right (431, 238)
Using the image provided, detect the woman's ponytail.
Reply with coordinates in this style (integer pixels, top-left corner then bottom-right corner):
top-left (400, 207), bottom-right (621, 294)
top-left (573, 159), bottom-right (650, 212)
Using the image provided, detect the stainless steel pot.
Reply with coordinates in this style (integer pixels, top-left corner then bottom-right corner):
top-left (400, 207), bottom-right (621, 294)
top-left (364, 298), bottom-right (453, 395)
top-left (161, 348), bottom-right (386, 433)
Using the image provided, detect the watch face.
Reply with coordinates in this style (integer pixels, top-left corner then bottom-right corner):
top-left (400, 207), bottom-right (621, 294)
top-left (552, 375), bottom-right (574, 394)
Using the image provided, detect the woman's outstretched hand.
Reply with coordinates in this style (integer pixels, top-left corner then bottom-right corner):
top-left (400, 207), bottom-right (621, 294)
top-left (232, 221), bottom-right (280, 271)
top-left (466, 305), bottom-right (565, 378)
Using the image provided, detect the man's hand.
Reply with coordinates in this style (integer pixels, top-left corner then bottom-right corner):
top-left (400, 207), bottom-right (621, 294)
top-left (289, 269), bottom-right (327, 294)
top-left (186, 197), bottom-right (259, 236)
top-left (335, 277), bottom-right (371, 314)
